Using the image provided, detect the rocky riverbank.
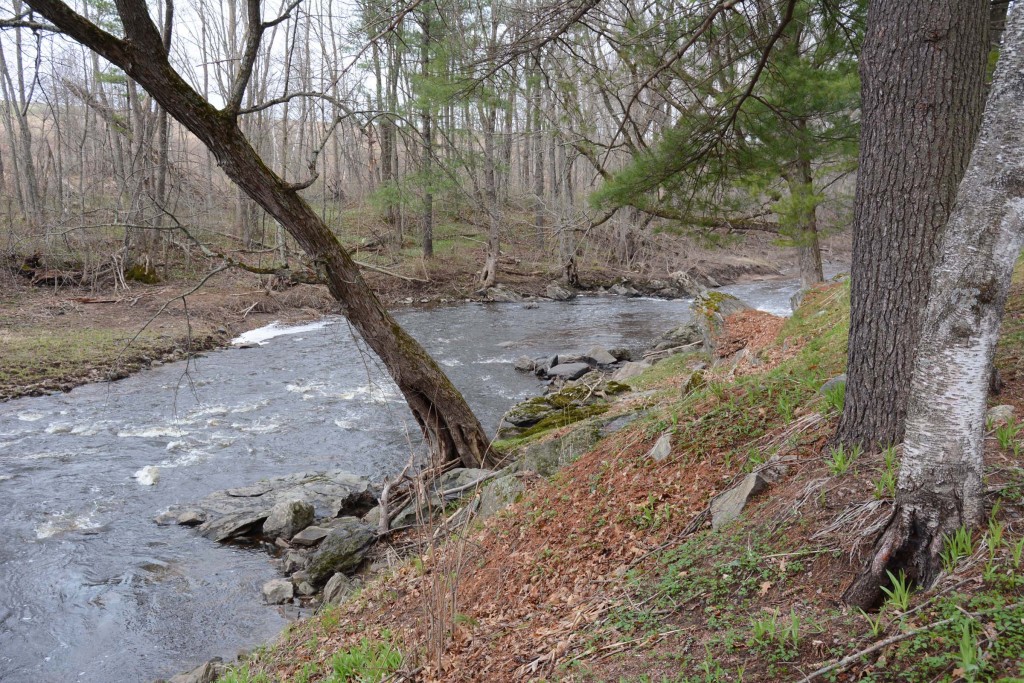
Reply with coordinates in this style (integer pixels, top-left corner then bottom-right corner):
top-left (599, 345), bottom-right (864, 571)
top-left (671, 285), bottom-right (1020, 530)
top-left (153, 286), bottom-right (771, 683)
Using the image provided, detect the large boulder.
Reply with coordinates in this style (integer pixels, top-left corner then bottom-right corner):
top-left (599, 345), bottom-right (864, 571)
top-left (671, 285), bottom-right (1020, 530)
top-left (307, 517), bottom-right (377, 585)
top-left (609, 282), bottom-right (641, 297)
top-left (176, 470), bottom-right (374, 542)
top-left (545, 283), bottom-right (576, 301)
top-left (691, 292), bottom-right (753, 355)
top-left (478, 475), bottom-right (527, 518)
top-left (322, 572), bottom-right (354, 605)
top-left (262, 499), bottom-right (314, 540)
top-left (262, 578), bottom-right (294, 605)
top-left (667, 270), bottom-right (708, 298)
top-left (484, 285), bottom-right (522, 303)
top-left (584, 346), bottom-right (618, 366)
top-left (547, 362), bottom-right (592, 380)
top-left (517, 422), bottom-right (602, 477)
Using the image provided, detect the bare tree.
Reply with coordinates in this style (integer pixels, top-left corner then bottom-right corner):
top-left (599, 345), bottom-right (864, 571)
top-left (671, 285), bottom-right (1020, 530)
top-left (20, 0), bottom-right (498, 469)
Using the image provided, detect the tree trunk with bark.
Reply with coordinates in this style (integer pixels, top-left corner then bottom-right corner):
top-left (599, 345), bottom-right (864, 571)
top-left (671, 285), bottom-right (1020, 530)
top-left (844, 3), bottom-right (1024, 609)
top-left (26, 0), bottom-right (499, 470)
top-left (838, 0), bottom-right (989, 451)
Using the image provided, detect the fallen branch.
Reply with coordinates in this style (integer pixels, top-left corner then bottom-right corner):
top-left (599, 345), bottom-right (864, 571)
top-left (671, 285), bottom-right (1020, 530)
top-left (354, 260), bottom-right (429, 283)
top-left (798, 601), bottom-right (1024, 682)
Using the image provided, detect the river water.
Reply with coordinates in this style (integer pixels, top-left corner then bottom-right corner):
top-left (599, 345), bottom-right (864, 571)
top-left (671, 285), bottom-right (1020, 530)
top-left (0, 279), bottom-right (808, 682)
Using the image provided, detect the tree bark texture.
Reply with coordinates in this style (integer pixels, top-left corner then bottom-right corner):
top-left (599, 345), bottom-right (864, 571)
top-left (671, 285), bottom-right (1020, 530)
top-left (26, 0), bottom-right (499, 470)
top-left (838, 0), bottom-right (989, 450)
top-left (844, 3), bottom-right (1024, 610)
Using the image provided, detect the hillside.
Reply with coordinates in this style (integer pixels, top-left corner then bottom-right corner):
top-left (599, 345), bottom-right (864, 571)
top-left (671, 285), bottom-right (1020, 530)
top-left (207, 269), bottom-right (1024, 682)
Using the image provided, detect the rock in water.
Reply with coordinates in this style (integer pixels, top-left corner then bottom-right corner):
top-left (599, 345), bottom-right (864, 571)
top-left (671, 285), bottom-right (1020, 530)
top-left (307, 518), bottom-right (376, 586)
top-left (545, 283), bottom-right (576, 301)
top-left (262, 500), bottom-right (315, 541)
top-left (187, 470), bottom-right (374, 542)
top-left (547, 362), bottom-right (592, 380)
top-left (513, 356), bottom-right (537, 373)
top-left (584, 346), bottom-right (617, 366)
top-left (290, 525), bottom-right (330, 547)
top-left (667, 270), bottom-right (707, 297)
top-left (262, 578), bottom-right (294, 604)
top-left (134, 466), bottom-right (160, 486)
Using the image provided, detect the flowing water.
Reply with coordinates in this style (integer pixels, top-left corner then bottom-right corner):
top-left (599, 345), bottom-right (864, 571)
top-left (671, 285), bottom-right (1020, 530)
top-left (0, 277), bottom-right (814, 682)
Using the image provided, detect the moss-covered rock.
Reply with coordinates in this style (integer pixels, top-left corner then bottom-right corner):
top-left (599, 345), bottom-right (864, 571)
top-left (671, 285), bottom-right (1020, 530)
top-left (307, 517), bottom-right (376, 586)
top-left (691, 291), bottom-right (751, 353)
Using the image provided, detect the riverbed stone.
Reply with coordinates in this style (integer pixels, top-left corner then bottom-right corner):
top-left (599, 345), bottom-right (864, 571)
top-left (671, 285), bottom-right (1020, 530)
top-left (185, 470), bottom-right (374, 542)
top-left (547, 362), bottom-right (592, 380)
top-left (322, 572), bottom-right (354, 605)
top-left (307, 517), bottom-right (376, 586)
top-left (612, 360), bottom-right (650, 382)
top-left (667, 270), bottom-right (707, 297)
top-left (166, 659), bottom-right (226, 683)
top-left (290, 525), bottom-right (330, 547)
top-left (610, 283), bottom-right (641, 297)
top-left (282, 550), bottom-right (310, 573)
top-left (262, 499), bottom-right (315, 540)
top-left (584, 346), bottom-right (617, 366)
top-left (546, 283), bottom-right (576, 301)
top-left (710, 474), bottom-right (767, 529)
top-left (484, 286), bottom-right (522, 303)
top-left (514, 356), bottom-right (536, 372)
top-left (262, 578), bottom-right (294, 604)
top-left (176, 510), bottom-right (206, 526)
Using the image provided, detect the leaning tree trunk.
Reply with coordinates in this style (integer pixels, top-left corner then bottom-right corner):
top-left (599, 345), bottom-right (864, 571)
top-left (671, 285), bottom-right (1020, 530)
top-left (838, 0), bottom-right (989, 451)
top-left (844, 4), bottom-right (1024, 609)
top-left (27, 0), bottom-right (499, 470)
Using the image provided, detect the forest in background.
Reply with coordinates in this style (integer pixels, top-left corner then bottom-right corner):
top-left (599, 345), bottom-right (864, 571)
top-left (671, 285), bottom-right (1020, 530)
top-left (0, 0), bottom-right (860, 291)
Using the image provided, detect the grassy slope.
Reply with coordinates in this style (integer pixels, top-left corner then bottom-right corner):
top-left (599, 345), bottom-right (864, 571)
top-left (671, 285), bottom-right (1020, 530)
top-left (220, 273), bottom-right (1024, 683)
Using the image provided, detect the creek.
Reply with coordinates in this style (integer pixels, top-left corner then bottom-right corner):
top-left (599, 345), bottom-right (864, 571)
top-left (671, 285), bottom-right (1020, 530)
top-left (0, 277), bottom-right (807, 682)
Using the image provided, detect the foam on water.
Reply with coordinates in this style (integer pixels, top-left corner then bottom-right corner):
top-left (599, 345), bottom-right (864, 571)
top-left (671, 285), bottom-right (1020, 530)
top-left (16, 411), bottom-right (45, 422)
top-left (286, 382), bottom-right (324, 394)
top-left (134, 466), bottom-right (160, 486)
top-left (440, 359), bottom-right (463, 367)
top-left (45, 421), bottom-right (108, 436)
top-left (35, 511), bottom-right (103, 539)
top-left (231, 319), bottom-right (333, 346)
top-left (117, 427), bottom-right (189, 439)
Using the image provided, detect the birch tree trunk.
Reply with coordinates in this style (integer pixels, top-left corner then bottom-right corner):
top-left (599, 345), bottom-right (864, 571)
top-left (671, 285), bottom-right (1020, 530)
top-left (844, 3), bottom-right (1024, 609)
top-left (25, 0), bottom-right (499, 471)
